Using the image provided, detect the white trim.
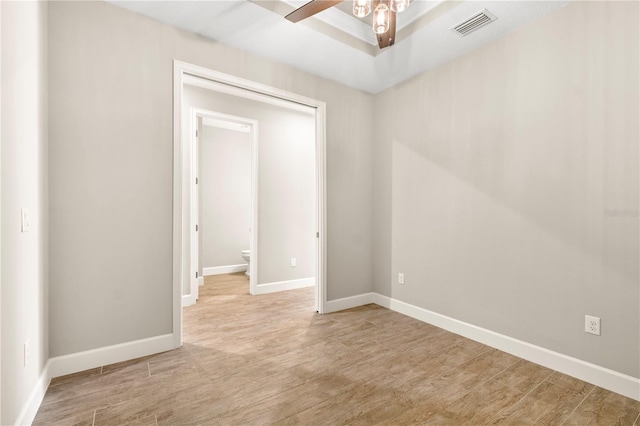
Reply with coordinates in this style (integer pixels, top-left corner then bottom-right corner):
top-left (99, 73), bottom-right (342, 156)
top-left (202, 116), bottom-right (251, 132)
top-left (315, 102), bottom-right (327, 314)
top-left (0, 6), bottom-right (3, 425)
top-left (203, 264), bottom-right (248, 276)
top-left (197, 276), bottom-right (204, 286)
top-left (253, 277), bottom-right (315, 295)
top-left (14, 360), bottom-right (51, 426)
top-left (182, 73), bottom-right (320, 114)
top-left (324, 292), bottom-right (376, 313)
top-left (19, 335), bottom-right (174, 424)
top-left (191, 107), bottom-right (259, 297)
top-left (250, 115), bottom-right (259, 297)
top-left (189, 108), bottom-right (200, 305)
top-left (172, 61), bottom-right (184, 348)
top-left (325, 292), bottom-right (639, 401)
top-left (173, 60), bottom-right (328, 327)
top-left (182, 293), bottom-right (196, 307)
top-left (48, 334), bottom-right (175, 379)
top-left (373, 294), bottom-right (640, 401)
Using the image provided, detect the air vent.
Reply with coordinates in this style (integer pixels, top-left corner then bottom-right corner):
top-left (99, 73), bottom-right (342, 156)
top-left (450, 9), bottom-right (497, 37)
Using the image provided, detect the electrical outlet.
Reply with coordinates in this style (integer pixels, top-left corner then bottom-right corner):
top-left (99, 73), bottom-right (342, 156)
top-left (290, 258), bottom-right (297, 267)
top-left (24, 340), bottom-right (30, 367)
top-left (398, 273), bottom-right (405, 285)
top-left (585, 315), bottom-right (601, 336)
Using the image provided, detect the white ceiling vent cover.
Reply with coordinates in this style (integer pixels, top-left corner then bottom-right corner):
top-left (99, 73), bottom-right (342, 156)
top-left (450, 9), bottom-right (497, 37)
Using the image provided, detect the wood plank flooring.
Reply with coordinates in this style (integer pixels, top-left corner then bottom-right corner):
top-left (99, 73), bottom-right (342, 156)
top-left (34, 273), bottom-right (640, 425)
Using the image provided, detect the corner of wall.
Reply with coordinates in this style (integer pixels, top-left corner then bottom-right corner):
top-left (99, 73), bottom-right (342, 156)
top-left (326, 291), bottom-right (640, 401)
top-left (1, 0), bottom-right (50, 424)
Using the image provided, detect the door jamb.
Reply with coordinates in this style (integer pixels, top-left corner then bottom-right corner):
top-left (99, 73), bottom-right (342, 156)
top-left (190, 108), bottom-right (259, 296)
top-left (173, 60), bottom-right (327, 348)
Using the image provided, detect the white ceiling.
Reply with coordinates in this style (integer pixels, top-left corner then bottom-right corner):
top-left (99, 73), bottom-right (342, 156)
top-left (108, 0), bottom-right (569, 94)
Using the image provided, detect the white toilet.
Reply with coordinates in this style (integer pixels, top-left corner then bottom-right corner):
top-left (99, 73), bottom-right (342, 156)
top-left (240, 250), bottom-right (250, 276)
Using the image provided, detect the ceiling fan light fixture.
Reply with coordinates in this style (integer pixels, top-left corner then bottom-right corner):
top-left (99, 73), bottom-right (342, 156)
top-left (389, 0), bottom-right (410, 13)
top-left (353, 0), bottom-right (371, 18)
top-left (373, 2), bottom-right (390, 34)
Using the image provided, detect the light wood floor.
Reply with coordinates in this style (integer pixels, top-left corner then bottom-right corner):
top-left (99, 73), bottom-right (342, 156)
top-left (34, 273), bottom-right (640, 425)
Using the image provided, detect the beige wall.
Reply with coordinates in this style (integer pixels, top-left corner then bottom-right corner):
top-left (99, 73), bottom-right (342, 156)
top-left (24, 0), bottom-right (637, 416)
top-left (199, 126), bottom-right (252, 270)
top-left (1, 1), bottom-right (49, 423)
top-left (48, 0), bottom-right (374, 357)
top-left (373, 1), bottom-right (639, 377)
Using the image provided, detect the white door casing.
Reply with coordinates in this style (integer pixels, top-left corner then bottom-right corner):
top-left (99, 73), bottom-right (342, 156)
top-left (173, 60), bottom-right (328, 347)
top-left (191, 108), bottom-right (258, 296)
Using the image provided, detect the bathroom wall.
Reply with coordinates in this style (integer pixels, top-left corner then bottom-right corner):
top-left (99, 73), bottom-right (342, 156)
top-left (199, 125), bottom-right (251, 271)
top-left (184, 84), bottom-right (316, 287)
top-left (373, 0), bottom-right (639, 377)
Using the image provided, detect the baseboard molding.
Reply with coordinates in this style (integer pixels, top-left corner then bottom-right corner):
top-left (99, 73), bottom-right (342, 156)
top-left (203, 264), bottom-right (247, 276)
top-left (197, 276), bottom-right (204, 286)
top-left (17, 335), bottom-right (176, 425)
top-left (14, 360), bottom-right (52, 426)
top-left (182, 292), bottom-right (196, 307)
top-left (326, 292), bottom-right (640, 401)
top-left (324, 292), bottom-right (376, 313)
top-left (48, 334), bottom-right (176, 379)
top-left (253, 277), bottom-right (315, 295)
top-left (378, 295), bottom-right (640, 400)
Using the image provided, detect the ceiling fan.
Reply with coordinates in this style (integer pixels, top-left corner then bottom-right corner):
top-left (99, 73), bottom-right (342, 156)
top-left (285, 0), bottom-right (411, 49)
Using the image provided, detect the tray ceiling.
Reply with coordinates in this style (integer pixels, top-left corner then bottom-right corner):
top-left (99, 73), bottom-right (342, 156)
top-left (108, 0), bottom-right (569, 93)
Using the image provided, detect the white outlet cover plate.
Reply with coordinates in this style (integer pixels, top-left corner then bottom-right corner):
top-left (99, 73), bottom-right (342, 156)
top-left (585, 315), bottom-right (601, 336)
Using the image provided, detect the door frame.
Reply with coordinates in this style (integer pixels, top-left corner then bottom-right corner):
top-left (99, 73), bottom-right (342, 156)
top-left (190, 108), bottom-right (259, 297)
top-left (172, 60), bottom-right (327, 347)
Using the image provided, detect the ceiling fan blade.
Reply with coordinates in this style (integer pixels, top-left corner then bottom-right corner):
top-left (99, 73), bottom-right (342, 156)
top-left (377, 10), bottom-right (397, 49)
top-left (285, 0), bottom-right (343, 23)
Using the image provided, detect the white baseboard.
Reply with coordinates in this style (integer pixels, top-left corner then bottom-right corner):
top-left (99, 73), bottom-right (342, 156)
top-left (324, 292), bottom-right (376, 313)
top-left (253, 277), bottom-right (315, 295)
top-left (14, 360), bottom-right (52, 426)
top-left (203, 264), bottom-right (247, 276)
top-left (377, 294), bottom-right (639, 401)
top-left (326, 292), bottom-right (640, 401)
top-left (182, 293), bottom-right (196, 307)
top-left (18, 335), bottom-right (176, 425)
top-left (48, 334), bottom-right (176, 379)
top-left (197, 276), bottom-right (204, 286)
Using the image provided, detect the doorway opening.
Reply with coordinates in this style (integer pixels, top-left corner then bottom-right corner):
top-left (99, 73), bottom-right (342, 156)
top-left (172, 61), bottom-right (327, 347)
top-left (190, 108), bottom-right (258, 299)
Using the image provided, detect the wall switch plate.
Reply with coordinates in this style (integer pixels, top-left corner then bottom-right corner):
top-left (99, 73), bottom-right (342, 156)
top-left (398, 273), bottom-right (405, 285)
top-left (291, 258), bottom-right (297, 267)
top-left (585, 315), bottom-right (601, 336)
top-left (21, 208), bottom-right (31, 232)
